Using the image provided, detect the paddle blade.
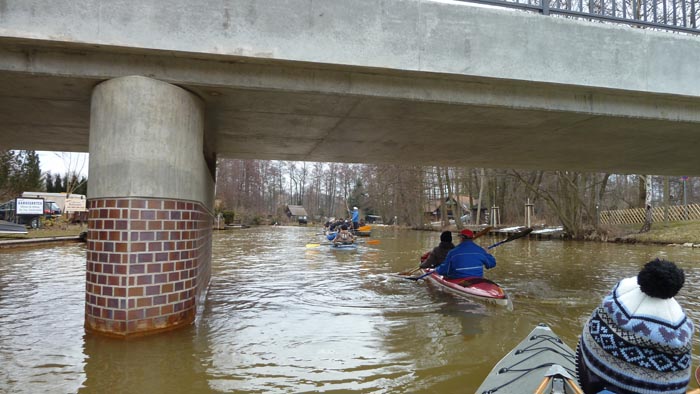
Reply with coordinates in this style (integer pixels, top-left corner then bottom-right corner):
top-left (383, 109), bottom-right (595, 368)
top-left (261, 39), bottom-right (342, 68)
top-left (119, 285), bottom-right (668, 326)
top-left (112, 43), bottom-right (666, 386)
top-left (398, 267), bottom-right (421, 276)
top-left (404, 271), bottom-right (432, 281)
top-left (365, 239), bottom-right (380, 245)
top-left (357, 225), bottom-right (372, 232)
top-left (504, 227), bottom-right (533, 242)
top-left (473, 226), bottom-right (493, 239)
top-left (487, 227), bottom-right (533, 249)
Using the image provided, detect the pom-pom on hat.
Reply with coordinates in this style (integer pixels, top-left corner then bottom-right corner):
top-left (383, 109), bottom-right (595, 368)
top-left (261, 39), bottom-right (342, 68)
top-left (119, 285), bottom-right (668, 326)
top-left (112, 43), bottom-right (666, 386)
top-left (459, 229), bottom-right (474, 239)
top-left (440, 231), bottom-right (452, 243)
top-left (576, 259), bottom-right (694, 394)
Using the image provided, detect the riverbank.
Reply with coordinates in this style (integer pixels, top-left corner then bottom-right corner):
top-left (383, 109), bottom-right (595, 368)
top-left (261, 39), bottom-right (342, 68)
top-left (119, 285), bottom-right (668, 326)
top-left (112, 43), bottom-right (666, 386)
top-left (0, 224), bottom-right (86, 239)
top-left (609, 220), bottom-right (700, 245)
top-left (418, 220), bottom-right (700, 246)
top-left (0, 224), bottom-right (86, 248)
top-left (2, 221), bottom-right (700, 246)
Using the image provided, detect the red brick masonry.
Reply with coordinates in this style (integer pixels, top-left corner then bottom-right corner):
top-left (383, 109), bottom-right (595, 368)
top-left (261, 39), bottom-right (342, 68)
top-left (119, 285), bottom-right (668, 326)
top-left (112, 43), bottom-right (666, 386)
top-left (85, 198), bottom-right (212, 337)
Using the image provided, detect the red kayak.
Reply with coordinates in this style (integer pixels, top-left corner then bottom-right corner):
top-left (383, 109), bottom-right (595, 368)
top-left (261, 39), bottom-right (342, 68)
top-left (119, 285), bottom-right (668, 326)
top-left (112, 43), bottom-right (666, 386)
top-left (421, 269), bottom-right (511, 308)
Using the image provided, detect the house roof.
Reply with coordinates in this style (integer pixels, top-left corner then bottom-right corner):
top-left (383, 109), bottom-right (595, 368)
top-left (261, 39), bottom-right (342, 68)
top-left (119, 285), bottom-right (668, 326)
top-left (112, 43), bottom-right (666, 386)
top-left (425, 195), bottom-right (480, 213)
top-left (286, 205), bottom-right (308, 216)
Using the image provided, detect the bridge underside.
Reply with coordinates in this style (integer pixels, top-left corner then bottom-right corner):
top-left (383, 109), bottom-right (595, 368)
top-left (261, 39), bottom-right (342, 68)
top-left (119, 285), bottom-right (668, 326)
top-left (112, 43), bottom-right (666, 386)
top-left (1, 41), bottom-right (699, 176)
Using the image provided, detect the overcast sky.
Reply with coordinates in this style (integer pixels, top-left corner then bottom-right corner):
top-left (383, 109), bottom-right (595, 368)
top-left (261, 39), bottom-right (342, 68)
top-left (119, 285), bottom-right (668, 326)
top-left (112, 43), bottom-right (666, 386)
top-left (37, 151), bottom-right (89, 177)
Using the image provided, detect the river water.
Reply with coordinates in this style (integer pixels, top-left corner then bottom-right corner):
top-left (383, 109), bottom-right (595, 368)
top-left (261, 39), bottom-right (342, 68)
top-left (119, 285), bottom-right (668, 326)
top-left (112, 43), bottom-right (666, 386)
top-left (1, 226), bottom-right (699, 393)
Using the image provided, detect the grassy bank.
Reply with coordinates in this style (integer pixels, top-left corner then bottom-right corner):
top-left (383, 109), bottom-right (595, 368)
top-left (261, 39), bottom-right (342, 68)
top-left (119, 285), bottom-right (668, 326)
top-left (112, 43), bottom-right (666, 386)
top-left (0, 224), bottom-right (86, 240)
top-left (610, 220), bottom-right (700, 245)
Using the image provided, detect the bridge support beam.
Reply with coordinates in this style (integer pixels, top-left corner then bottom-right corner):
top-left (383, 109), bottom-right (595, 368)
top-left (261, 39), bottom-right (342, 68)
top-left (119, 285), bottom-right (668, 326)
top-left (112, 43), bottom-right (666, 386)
top-left (85, 76), bottom-right (215, 337)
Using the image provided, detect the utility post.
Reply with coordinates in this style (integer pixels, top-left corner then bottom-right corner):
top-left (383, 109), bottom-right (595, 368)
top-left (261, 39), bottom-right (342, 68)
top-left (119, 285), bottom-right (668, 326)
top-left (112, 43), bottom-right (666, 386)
top-left (525, 198), bottom-right (534, 228)
top-left (490, 205), bottom-right (500, 227)
top-left (664, 176), bottom-right (669, 225)
top-left (682, 176), bottom-right (689, 220)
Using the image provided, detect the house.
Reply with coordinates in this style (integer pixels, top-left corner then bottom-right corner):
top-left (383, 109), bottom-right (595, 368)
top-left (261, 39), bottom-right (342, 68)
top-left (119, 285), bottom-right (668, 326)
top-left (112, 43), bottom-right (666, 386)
top-left (425, 195), bottom-right (487, 223)
top-left (285, 205), bottom-right (309, 225)
top-left (365, 214), bottom-right (383, 224)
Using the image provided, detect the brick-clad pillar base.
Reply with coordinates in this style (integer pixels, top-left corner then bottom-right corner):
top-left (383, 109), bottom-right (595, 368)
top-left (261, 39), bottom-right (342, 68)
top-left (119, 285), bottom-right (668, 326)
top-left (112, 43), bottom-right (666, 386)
top-left (87, 76), bottom-right (214, 337)
top-left (84, 197), bottom-right (212, 337)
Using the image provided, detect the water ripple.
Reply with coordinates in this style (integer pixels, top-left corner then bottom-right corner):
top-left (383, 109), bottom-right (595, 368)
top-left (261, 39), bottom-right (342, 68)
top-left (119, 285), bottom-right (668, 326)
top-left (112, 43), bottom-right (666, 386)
top-left (2, 228), bottom-right (700, 393)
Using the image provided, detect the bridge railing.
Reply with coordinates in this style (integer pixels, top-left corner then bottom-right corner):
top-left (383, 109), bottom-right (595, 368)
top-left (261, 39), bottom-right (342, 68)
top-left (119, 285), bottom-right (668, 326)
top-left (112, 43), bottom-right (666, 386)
top-left (600, 204), bottom-right (700, 224)
top-left (457, 0), bottom-right (699, 34)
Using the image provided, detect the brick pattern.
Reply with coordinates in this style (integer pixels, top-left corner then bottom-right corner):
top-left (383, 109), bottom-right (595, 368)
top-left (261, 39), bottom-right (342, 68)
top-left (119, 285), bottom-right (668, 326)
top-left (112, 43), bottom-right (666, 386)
top-left (84, 198), bottom-right (212, 337)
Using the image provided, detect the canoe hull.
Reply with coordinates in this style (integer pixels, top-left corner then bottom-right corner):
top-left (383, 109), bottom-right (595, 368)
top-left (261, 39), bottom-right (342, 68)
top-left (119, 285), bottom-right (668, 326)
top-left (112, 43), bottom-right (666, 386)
top-left (476, 324), bottom-right (582, 394)
top-left (422, 269), bottom-right (510, 307)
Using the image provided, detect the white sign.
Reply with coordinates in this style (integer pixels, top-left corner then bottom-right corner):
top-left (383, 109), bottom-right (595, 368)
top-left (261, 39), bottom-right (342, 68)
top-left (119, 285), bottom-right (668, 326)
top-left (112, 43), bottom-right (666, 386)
top-left (65, 198), bottom-right (87, 213)
top-left (16, 198), bottom-right (44, 215)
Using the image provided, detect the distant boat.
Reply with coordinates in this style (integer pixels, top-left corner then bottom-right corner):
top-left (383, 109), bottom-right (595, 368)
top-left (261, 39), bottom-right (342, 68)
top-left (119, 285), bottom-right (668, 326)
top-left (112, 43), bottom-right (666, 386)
top-left (0, 220), bottom-right (28, 234)
top-left (224, 224), bottom-right (250, 230)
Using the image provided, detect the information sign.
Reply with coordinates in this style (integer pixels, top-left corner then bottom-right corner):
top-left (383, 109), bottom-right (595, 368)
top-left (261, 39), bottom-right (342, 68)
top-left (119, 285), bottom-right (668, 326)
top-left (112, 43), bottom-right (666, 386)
top-left (15, 198), bottom-right (44, 215)
top-left (64, 198), bottom-right (87, 213)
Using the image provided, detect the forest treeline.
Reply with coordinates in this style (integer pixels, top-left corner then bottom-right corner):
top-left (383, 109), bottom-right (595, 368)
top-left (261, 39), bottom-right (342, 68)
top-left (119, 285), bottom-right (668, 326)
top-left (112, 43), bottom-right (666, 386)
top-left (0, 150), bottom-right (88, 203)
top-left (4, 150), bottom-right (694, 240)
top-left (216, 159), bottom-right (698, 239)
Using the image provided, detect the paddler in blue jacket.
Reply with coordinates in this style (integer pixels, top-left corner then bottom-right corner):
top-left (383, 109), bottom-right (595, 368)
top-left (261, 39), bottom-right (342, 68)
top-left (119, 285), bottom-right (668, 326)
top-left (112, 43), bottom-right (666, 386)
top-left (350, 207), bottom-right (360, 230)
top-left (435, 229), bottom-right (496, 279)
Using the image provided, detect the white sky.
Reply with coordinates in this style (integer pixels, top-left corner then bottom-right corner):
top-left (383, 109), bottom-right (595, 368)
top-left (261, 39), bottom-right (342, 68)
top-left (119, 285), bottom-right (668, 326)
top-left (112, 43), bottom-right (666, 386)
top-left (37, 151), bottom-right (89, 177)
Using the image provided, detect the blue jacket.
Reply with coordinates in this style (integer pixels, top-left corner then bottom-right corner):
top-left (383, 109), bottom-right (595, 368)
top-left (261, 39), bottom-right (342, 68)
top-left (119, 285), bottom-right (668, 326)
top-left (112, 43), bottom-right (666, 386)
top-left (435, 240), bottom-right (496, 279)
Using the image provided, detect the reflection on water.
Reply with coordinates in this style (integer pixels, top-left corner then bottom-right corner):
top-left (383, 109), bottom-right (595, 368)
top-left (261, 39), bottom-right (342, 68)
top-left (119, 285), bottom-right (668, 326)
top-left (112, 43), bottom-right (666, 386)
top-left (1, 227), bottom-right (699, 393)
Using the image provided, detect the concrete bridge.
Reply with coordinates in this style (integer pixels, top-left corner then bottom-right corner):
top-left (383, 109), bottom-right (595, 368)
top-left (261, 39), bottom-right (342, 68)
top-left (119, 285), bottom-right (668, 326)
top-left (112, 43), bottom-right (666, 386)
top-left (2, 0), bottom-right (700, 336)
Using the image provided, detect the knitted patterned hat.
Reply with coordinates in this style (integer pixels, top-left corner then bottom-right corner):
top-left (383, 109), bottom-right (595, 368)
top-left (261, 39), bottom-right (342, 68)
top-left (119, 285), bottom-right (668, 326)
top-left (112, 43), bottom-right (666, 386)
top-left (576, 259), bottom-right (694, 394)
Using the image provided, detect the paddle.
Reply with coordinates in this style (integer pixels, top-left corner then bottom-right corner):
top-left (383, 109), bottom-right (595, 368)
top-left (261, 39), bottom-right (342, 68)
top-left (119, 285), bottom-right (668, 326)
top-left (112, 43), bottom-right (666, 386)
top-left (305, 242), bottom-right (330, 248)
top-left (486, 227), bottom-right (533, 249)
top-left (397, 226), bottom-right (493, 276)
top-left (404, 227), bottom-right (533, 281)
top-left (399, 266), bottom-right (422, 276)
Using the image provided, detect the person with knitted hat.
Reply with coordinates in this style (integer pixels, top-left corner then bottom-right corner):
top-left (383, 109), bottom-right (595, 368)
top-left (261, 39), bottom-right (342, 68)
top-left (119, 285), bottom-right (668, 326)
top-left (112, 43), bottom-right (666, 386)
top-left (433, 228), bottom-right (495, 279)
top-left (419, 231), bottom-right (455, 269)
top-left (576, 258), bottom-right (695, 394)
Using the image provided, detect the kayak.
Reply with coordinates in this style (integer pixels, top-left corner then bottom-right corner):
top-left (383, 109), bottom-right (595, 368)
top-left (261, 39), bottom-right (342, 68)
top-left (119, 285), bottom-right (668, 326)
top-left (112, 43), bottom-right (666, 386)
top-left (330, 243), bottom-right (357, 250)
top-left (475, 324), bottom-right (582, 394)
top-left (353, 229), bottom-right (371, 237)
top-left (421, 269), bottom-right (511, 307)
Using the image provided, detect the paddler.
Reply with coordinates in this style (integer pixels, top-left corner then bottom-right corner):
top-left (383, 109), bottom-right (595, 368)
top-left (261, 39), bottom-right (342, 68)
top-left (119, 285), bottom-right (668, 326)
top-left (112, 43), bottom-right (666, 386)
top-left (419, 231), bottom-right (455, 269)
top-left (433, 229), bottom-right (495, 279)
top-left (333, 224), bottom-right (355, 245)
top-left (350, 206), bottom-right (360, 230)
top-left (576, 259), bottom-right (694, 394)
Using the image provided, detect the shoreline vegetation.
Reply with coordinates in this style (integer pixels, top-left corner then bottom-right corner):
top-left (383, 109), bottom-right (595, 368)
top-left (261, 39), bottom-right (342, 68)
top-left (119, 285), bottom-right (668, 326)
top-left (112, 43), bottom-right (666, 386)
top-left (3, 221), bottom-right (700, 247)
top-left (606, 221), bottom-right (700, 246)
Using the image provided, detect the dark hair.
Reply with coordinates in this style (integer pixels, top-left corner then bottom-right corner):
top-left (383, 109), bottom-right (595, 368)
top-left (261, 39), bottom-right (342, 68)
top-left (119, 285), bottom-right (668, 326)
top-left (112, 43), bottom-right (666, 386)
top-left (637, 258), bottom-right (685, 299)
top-left (340, 224), bottom-right (348, 230)
top-left (440, 231), bottom-right (452, 243)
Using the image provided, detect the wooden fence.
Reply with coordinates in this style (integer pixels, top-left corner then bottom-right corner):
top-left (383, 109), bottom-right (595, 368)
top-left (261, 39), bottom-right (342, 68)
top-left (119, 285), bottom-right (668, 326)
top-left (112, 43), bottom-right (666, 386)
top-left (600, 204), bottom-right (700, 225)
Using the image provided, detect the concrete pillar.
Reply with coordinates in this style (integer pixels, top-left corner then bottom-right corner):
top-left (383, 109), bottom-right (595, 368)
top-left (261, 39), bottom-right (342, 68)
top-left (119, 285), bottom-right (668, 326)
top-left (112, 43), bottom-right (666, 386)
top-left (85, 76), bottom-right (214, 337)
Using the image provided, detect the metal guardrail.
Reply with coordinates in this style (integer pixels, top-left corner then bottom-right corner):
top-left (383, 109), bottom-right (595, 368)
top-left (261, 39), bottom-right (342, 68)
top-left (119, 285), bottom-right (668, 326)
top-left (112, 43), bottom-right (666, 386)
top-left (458, 0), bottom-right (699, 34)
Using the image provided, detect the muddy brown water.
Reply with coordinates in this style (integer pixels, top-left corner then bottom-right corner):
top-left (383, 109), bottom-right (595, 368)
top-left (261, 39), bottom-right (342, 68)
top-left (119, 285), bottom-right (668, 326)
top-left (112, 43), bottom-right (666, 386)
top-left (1, 226), bottom-right (699, 393)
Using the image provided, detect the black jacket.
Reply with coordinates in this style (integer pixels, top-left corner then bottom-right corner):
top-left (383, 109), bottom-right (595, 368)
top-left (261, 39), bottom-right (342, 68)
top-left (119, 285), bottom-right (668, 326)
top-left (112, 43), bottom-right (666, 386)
top-left (420, 241), bottom-right (455, 269)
